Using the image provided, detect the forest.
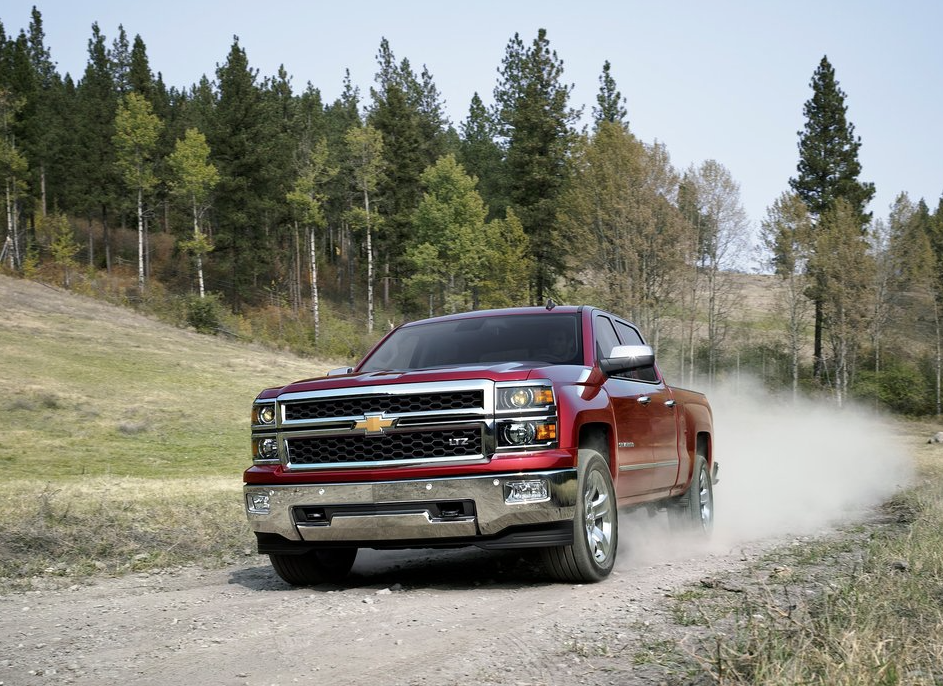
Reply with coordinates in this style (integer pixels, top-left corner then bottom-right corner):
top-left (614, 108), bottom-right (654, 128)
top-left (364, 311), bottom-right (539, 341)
top-left (2, 8), bottom-right (942, 415)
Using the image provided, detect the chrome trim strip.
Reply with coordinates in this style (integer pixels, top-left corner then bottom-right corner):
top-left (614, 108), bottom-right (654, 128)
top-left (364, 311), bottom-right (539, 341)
top-left (244, 469), bottom-right (578, 541)
top-left (618, 460), bottom-right (678, 472)
top-left (277, 379), bottom-right (493, 429)
top-left (299, 512), bottom-right (478, 540)
top-left (285, 454), bottom-right (490, 471)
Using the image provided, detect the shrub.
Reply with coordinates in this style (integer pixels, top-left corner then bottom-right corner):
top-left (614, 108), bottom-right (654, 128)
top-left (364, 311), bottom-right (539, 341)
top-left (853, 359), bottom-right (933, 415)
top-left (185, 293), bottom-right (224, 334)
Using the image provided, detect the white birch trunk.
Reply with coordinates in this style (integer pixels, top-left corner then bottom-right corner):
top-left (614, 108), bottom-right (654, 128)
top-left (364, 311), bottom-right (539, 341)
top-left (137, 186), bottom-right (145, 291)
top-left (365, 189), bottom-right (374, 334)
top-left (309, 225), bottom-right (319, 342)
top-left (193, 194), bottom-right (205, 299)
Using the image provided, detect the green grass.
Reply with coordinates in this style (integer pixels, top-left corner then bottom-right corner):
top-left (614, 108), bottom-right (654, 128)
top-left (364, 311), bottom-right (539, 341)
top-left (0, 275), bottom-right (332, 589)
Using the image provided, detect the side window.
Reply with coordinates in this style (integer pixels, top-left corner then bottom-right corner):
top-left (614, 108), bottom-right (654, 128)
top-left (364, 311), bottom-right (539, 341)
top-left (614, 321), bottom-right (644, 346)
top-left (614, 320), bottom-right (659, 383)
top-left (594, 315), bottom-right (621, 363)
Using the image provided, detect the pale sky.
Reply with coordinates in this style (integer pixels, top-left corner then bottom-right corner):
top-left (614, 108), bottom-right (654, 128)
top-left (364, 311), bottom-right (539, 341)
top-left (4, 1), bottom-right (942, 267)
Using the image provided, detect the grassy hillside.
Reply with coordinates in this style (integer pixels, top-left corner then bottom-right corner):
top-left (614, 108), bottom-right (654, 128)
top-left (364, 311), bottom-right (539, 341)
top-left (1, 274), bottom-right (331, 479)
top-left (0, 274), bottom-right (334, 586)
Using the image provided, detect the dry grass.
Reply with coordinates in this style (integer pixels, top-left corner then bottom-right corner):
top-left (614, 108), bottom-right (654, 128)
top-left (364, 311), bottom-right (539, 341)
top-left (662, 421), bottom-right (943, 685)
top-left (0, 274), bottom-right (335, 590)
top-left (0, 477), bottom-right (249, 590)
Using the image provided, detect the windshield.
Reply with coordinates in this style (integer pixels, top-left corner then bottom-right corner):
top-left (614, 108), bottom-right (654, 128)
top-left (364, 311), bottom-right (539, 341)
top-left (358, 313), bottom-right (583, 372)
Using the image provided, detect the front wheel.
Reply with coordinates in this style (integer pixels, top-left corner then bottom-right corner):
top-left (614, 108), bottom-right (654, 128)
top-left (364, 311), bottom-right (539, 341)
top-left (668, 454), bottom-right (713, 535)
top-left (542, 449), bottom-right (618, 583)
top-left (269, 548), bottom-right (358, 586)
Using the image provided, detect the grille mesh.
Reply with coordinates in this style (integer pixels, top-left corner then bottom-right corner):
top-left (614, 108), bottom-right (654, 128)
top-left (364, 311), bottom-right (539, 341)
top-left (287, 427), bottom-right (482, 466)
top-left (284, 391), bottom-right (483, 421)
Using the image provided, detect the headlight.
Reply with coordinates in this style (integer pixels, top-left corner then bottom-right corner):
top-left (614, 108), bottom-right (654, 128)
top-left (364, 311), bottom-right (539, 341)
top-left (497, 385), bottom-right (554, 411)
top-left (252, 403), bottom-right (276, 426)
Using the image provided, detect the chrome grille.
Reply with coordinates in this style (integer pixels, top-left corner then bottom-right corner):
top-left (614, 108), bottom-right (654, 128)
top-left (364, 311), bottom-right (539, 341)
top-left (284, 390), bottom-right (483, 421)
top-left (286, 427), bottom-right (482, 466)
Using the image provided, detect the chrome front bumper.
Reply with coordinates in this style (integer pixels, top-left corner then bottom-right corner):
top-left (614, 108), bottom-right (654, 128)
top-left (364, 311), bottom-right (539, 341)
top-left (244, 469), bottom-right (577, 543)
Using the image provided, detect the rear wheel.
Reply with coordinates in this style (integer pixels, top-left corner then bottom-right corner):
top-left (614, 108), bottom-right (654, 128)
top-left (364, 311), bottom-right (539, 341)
top-left (668, 453), bottom-right (713, 534)
top-left (269, 548), bottom-right (358, 586)
top-left (542, 449), bottom-right (618, 583)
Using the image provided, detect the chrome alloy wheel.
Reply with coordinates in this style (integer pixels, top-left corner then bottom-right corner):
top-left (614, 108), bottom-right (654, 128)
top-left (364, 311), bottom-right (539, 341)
top-left (698, 463), bottom-right (713, 530)
top-left (583, 468), bottom-right (615, 563)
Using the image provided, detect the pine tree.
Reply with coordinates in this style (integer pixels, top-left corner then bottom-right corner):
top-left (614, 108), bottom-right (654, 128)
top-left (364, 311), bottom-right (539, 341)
top-left (110, 25), bottom-right (131, 95)
top-left (75, 22), bottom-right (119, 270)
top-left (208, 37), bottom-right (279, 311)
top-left (128, 34), bottom-right (155, 102)
top-left (368, 39), bottom-right (431, 306)
top-left (405, 155), bottom-right (529, 314)
top-left (593, 60), bottom-right (627, 128)
top-left (322, 71), bottom-right (361, 306)
top-left (0, 88), bottom-right (28, 270)
top-left (457, 93), bottom-right (504, 218)
top-left (493, 29), bottom-right (579, 301)
top-left (791, 56), bottom-right (874, 221)
top-left (790, 56), bottom-right (875, 379)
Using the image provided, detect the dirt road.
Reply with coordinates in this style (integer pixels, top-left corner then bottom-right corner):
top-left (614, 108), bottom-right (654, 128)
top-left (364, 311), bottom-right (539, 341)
top-left (0, 517), bottom-right (788, 686)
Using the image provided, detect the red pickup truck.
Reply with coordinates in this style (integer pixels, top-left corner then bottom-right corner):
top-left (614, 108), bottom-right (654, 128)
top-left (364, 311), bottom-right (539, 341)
top-left (244, 304), bottom-right (716, 584)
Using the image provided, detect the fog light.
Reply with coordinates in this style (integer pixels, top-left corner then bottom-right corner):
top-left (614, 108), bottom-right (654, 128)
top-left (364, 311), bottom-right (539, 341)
top-left (506, 480), bottom-right (550, 504)
top-left (502, 422), bottom-right (536, 445)
top-left (246, 492), bottom-right (271, 514)
top-left (256, 437), bottom-right (279, 461)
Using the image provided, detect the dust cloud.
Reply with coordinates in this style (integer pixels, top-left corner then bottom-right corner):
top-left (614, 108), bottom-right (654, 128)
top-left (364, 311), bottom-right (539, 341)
top-left (618, 378), bottom-right (914, 569)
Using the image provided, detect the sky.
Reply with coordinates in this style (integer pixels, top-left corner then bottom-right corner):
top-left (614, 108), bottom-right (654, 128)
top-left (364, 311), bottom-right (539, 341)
top-left (3, 0), bottom-right (942, 267)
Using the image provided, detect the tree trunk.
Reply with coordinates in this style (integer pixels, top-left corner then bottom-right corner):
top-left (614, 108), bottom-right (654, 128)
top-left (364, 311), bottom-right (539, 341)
top-left (87, 218), bottom-right (94, 268)
top-left (40, 164), bottom-right (47, 217)
top-left (364, 189), bottom-right (374, 334)
top-left (936, 301), bottom-right (942, 417)
top-left (813, 298), bottom-right (823, 381)
top-left (193, 195), bottom-right (205, 299)
top-left (4, 181), bottom-right (13, 270)
top-left (103, 204), bottom-right (112, 274)
top-left (137, 187), bottom-right (145, 291)
top-left (309, 225), bottom-right (319, 342)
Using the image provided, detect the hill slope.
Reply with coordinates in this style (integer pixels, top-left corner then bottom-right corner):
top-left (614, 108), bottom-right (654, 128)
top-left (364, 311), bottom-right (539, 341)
top-left (0, 275), bottom-right (331, 479)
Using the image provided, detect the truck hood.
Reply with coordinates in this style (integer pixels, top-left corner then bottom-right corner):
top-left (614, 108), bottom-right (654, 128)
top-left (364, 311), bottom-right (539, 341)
top-left (257, 363), bottom-right (590, 399)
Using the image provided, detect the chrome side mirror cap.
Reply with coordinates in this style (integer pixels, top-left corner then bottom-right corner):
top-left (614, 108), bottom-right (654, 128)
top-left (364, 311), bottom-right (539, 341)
top-left (600, 345), bottom-right (655, 375)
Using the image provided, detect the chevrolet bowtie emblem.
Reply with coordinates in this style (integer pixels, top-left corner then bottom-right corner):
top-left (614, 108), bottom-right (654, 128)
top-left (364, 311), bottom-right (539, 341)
top-left (355, 414), bottom-right (395, 434)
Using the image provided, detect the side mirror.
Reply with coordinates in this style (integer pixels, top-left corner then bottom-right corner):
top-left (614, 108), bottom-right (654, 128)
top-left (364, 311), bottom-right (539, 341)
top-left (600, 345), bottom-right (655, 375)
top-left (327, 367), bottom-right (354, 377)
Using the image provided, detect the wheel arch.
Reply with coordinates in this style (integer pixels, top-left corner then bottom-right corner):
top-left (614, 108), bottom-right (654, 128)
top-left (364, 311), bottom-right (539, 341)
top-left (577, 422), bottom-right (614, 476)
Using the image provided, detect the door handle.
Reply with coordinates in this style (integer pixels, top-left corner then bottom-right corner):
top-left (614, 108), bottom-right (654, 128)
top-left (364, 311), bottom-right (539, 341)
top-left (637, 396), bottom-right (651, 406)
top-left (665, 400), bottom-right (677, 408)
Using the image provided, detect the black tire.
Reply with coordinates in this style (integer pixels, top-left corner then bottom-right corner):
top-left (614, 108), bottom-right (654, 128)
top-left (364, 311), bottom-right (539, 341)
top-left (542, 449), bottom-right (618, 583)
top-left (668, 453), bottom-right (713, 534)
top-left (269, 548), bottom-right (358, 586)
